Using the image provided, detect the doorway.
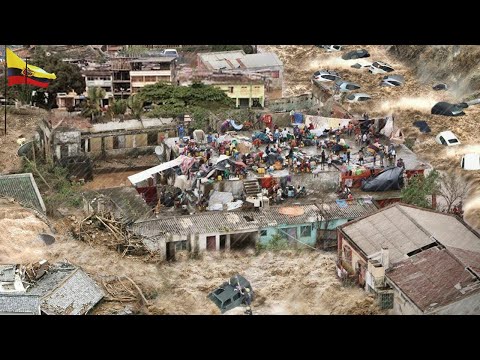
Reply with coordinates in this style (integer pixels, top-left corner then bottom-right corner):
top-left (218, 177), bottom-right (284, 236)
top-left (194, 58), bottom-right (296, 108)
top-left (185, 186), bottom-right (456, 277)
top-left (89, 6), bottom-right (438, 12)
top-left (220, 235), bottom-right (227, 250)
top-left (166, 242), bottom-right (176, 261)
top-left (206, 236), bottom-right (216, 251)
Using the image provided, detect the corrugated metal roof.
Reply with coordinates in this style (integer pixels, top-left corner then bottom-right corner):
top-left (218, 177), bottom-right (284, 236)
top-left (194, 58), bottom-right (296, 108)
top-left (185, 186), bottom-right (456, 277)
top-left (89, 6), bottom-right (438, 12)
top-left (399, 206), bottom-right (480, 269)
top-left (0, 173), bottom-right (46, 213)
top-left (341, 204), bottom-right (434, 263)
top-left (199, 51), bottom-right (283, 70)
top-left (387, 247), bottom-right (480, 312)
top-left (130, 205), bottom-right (322, 238)
top-left (0, 265), bottom-right (16, 282)
top-left (0, 294), bottom-right (41, 314)
top-left (240, 53), bottom-right (283, 68)
top-left (320, 200), bottom-right (378, 220)
top-left (41, 269), bottom-right (104, 315)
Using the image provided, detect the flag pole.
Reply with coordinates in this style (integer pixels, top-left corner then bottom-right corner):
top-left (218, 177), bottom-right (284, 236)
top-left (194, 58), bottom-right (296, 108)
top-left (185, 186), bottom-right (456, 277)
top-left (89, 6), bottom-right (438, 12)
top-left (25, 56), bottom-right (29, 105)
top-left (4, 45), bottom-right (7, 136)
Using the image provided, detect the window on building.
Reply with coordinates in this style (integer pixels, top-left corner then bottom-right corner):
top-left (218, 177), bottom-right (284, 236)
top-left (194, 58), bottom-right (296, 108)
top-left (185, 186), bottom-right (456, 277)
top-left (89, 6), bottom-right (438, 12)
top-left (147, 131), bottom-right (158, 146)
top-left (228, 86), bottom-right (234, 93)
top-left (81, 139), bottom-right (91, 152)
top-left (145, 76), bottom-right (156, 82)
top-left (157, 76), bottom-right (170, 82)
top-left (271, 71), bottom-right (280, 78)
top-left (343, 245), bottom-right (352, 264)
top-left (379, 293), bottom-right (394, 310)
top-left (113, 136), bottom-right (125, 149)
top-left (175, 240), bottom-right (188, 251)
top-left (300, 225), bottom-right (311, 237)
top-left (241, 86), bottom-right (248, 89)
top-left (260, 230), bottom-right (267, 237)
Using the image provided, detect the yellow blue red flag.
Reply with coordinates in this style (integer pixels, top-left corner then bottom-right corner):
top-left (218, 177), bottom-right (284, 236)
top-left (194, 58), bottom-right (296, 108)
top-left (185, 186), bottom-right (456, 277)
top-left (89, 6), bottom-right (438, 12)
top-left (6, 47), bottom-right (56, 88)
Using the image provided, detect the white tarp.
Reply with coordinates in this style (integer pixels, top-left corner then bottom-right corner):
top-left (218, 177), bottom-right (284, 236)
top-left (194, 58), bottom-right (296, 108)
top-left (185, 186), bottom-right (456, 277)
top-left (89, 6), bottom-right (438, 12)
top-left (208, 191), bottom-right (234, 208)
top-left (304, 115), bottom-right (350, 133)
top-left (128, 156), bottom-right (185, 185)
top-left (380, 117), bottom-right (394, 137)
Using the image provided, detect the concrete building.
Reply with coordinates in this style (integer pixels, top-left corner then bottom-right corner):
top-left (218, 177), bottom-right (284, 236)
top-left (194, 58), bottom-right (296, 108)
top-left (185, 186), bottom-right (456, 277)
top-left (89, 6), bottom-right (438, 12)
top-left (337, 203), bottom-right (480, 314)
top-left (130, 57), bottom-right (177, 94)
top-left (197, 51), bottom-right (283, 94)
top-left (112, 57), bottom-right (132, 99)
top-left (130, 204), bottom-right (323, 261)
top-left (38, 116), bottom-right (177, 161)
top-left (214, 81), bottom-right (265, 108)
top-left (83, 69), bottom-right (114, 107)
top-left (56, 91), bottom-right (85, 110)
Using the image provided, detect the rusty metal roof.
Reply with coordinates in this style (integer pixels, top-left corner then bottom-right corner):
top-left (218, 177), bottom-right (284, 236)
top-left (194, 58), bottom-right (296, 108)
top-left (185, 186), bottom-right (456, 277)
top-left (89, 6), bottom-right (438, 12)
top-left (386, 247), bottom-right (480, 313)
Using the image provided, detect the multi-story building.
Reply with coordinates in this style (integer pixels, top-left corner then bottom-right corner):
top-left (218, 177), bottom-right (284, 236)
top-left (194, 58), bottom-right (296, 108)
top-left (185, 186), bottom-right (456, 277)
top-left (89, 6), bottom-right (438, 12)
top-left (111, 57), bottom-right (132, 99)
top-left (83, 69), bottom-right (113, 107)
top-left (130, 57), bottom-right (177, 94)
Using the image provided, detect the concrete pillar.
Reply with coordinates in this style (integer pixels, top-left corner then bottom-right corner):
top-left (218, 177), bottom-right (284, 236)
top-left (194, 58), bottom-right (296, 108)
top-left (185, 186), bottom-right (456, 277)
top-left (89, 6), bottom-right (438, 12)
top-left (85, 138), bottom-right (89, 152)
top-left (226, 234), bottom-right (231, 250)
top-left (215, 235), bottom-right (220, 251)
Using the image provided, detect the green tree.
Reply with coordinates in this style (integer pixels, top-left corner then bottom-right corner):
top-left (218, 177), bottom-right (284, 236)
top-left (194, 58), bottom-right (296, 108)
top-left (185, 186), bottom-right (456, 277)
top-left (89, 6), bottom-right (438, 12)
top-left (81, 87), bottom-right (106, 121)
top-left (30, 47), bottom-right (86, 108)
top-left (127, 95), bottom-right (144, 120)
top-left (108, 98), bottom-right (127, 119)
top-left (401, 169), bottom-right (440, 209)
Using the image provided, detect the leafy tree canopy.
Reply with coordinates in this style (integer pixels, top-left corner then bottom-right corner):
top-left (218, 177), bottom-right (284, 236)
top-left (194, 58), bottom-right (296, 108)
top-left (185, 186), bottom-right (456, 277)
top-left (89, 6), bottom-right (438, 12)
top-left (401, 169), bottom-right (440, 209)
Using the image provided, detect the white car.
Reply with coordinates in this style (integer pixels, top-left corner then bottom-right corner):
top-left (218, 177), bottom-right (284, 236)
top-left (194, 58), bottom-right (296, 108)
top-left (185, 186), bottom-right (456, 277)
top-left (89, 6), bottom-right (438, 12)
top-left (346, 93), bottom-right (372, 102)
top-left (461, 153), bottom-right (480, 170)
top-left (435, 131), bottom-right (461, 146)
top-left (162, 49), bottom-right (178, 58)
top-left (381, 74), bottom-right (404, 87)
top-left (335, 80), bottom-right (361, 92)
top-left (320, 45), bottom-right (343, 52)
top-left (312, 70), bottom-right (341, 82)
top-left (369, 61), bottom-right (395, 74)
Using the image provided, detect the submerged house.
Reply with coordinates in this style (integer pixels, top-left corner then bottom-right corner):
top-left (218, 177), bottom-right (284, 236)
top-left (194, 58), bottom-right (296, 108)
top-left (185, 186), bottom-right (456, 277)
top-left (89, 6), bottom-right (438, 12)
top-left (337, 203), bottom-right (480, 314)
top-left (130, 204), bottom-right (323, 261)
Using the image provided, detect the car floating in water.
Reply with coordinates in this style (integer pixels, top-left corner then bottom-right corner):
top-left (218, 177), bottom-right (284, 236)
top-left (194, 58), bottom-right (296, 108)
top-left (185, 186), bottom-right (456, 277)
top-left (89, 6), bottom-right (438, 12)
top-left (342, 49), bottom-right (370, 60)
top-left (207, 275), bottom-right (254, 314)
top-left (335, 79), bottom-right (361, 92)
top-left (431, 102), bottom-right (465, 116)
top-left (433, 83), bottom-right (448, 91)
top-left (318, 45), bottom-right (343, 52)
top-left (461, 153), bottom-right (480, 170)
top-left (380, 74), bottom-right (404, 87)
top-left (346, 93), bottom-right (372, 102)
top-left (369, 61), bottom-right (395, 74)
top-left (436, 131), bottom-right (461, 146)
top-left (312, 70), bottom-right (341, 82)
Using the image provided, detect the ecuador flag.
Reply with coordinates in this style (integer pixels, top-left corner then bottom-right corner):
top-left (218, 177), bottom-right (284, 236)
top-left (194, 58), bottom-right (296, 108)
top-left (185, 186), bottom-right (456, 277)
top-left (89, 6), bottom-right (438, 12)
top-left (6, 47), bottom-right (56, 88)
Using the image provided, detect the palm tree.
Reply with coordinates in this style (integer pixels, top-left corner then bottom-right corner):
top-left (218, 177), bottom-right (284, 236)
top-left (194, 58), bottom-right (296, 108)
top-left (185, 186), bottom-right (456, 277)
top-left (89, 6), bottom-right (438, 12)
top-left (108, 98), bottom-right (127, 120)
top-left (81, 87), bottom-right (106, 121)
top-left (127, 95), bottom-right (143, 120)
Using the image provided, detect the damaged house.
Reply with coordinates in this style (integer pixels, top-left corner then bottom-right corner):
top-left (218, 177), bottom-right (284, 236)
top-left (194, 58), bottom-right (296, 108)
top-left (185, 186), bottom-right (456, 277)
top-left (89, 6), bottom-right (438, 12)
top-left (0, 262), bottom-right (104, 315)
top-left (37, 115), bottom-right (177, 163)
top-left (337, 203), bottom-right (480, 314)
top-left (130, 204), bottom-right (323, 261)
